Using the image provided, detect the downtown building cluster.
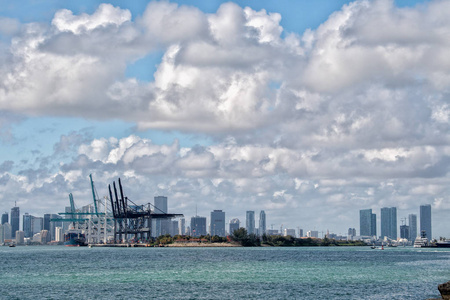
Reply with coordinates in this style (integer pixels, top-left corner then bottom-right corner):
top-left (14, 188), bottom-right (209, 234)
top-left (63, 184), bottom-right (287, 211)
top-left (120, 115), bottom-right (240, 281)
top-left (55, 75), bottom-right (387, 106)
top-left (2, 194), bottom-right (353, 246)
top-left (356, 204), bottom-right (432, 243)
top-left (0, 205), bottom-right (66, 245)
top-left (151, 197), bottom-right (324, 239)
top-left (152, 196), bottom-right (270, 237)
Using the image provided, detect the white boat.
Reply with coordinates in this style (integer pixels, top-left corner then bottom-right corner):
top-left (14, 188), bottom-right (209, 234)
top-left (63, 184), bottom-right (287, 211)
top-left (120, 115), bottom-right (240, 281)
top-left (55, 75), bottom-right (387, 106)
top-left (413, 237), bottom-right (427, 248)
top-left (414, 231), bottom-right (429, 248)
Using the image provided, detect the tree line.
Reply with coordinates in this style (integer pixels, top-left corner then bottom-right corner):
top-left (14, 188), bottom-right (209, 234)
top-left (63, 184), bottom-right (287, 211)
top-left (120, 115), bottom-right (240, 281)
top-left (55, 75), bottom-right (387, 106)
top-left (231, 228), bottom-right (366, 247)
top-left (152, 228), bottom-right (366, 247)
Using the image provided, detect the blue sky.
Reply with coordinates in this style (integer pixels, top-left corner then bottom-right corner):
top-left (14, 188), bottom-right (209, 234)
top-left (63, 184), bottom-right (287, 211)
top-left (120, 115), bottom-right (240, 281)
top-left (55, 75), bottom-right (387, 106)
top-left (2, 0), bottom-right (449, 239)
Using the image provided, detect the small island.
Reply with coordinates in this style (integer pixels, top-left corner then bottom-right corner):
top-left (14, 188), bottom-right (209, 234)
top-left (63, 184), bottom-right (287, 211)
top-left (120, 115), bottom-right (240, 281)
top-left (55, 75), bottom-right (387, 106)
top-left (152, 228), bottom-right (367, 247)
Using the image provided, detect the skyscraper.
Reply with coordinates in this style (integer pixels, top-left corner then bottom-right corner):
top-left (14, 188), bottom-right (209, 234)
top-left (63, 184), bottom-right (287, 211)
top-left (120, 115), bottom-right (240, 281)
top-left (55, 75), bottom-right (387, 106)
top-left (190, 216), bottom-right (207, 237)
top-left (50, 214), bottom-right (62, 241)
top-left (420, 204), bottom-right (432, 241)
top-left (259, 210), bottom-right (266, 236)
top-left (1, 212), bottom-right (8, 225)
top-left (180, 218), bottom-right (186, 235)
top-left (15, 231), bottom-right (24, 245)
top-left (371, 214), bottom-right (377, 237)
top-left (11, 205), bottom-right (19, 239)
top-left (229, 218), bottom-right (240, 235)
top-left (55, 227), bottom-right (64, 242)
top-left (360, 209), bottom-right (376, 237)
top-left (210, 210), bottom-right (225, 237)
top-left (43, 214), bottom-right (51, 232)
top-left (400, 225), bottom-right (410, 240)
top-left (31, 217), bottom-right (43, 235)
top-left (23, 213), bottom-right (33, 238)
top-left (348, 228), bottom-right (356, 239)
top-left (171, 220), bottom-right (179, 236)
top-left (154, 196), bottom-right (169, 236)
top-left (381, 207), bottom-right (397, 240)
top-left (408, 214), bottom-right (417, 241)
top-left (246, 211), bottom-right (255, 234)
top-left (0, 223), bottom-right (12, 241)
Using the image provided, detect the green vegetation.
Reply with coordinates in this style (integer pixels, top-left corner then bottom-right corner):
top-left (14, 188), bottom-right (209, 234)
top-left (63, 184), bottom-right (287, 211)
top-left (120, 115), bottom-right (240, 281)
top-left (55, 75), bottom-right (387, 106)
top-left (154, 234), bottom-right (229, 246)
top-left (262, 234), bottom-right (366, 247)
top-left (231, 228), bottom-right (260, 246)
top-left (231, 229), bottom-right (366, 247)
top-left (153, 231), bottom-right (366, 247)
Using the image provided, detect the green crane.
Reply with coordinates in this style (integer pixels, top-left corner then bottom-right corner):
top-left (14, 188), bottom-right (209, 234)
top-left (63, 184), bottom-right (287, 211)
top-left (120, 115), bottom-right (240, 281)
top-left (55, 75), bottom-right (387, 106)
top-left (89, 174), bottom-right (99, 217)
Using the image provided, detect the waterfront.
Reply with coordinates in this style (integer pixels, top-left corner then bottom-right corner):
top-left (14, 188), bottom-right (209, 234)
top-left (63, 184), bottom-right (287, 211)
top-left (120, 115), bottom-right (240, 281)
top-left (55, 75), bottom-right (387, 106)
top-left (0, 246), bottom-right (449, 299)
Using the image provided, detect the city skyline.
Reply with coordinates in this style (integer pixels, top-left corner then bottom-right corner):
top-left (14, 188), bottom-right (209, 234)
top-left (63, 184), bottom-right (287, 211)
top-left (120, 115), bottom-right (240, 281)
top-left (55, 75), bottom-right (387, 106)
top-left (1, 0), bottom-right (450, 238)
top-left (2, 200), bottom-right (441, 241)
top-left (360, 205), bottom-right (434, 240)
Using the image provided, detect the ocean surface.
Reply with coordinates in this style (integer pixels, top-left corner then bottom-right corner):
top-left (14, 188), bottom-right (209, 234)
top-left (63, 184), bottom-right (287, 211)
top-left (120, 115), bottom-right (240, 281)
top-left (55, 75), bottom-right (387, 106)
top-left (0, 246), bottom-right (449, 299)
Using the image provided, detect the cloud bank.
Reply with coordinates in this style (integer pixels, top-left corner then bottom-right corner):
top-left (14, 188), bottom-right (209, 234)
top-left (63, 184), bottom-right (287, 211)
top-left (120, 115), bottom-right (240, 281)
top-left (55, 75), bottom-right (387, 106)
top-left (1, 0), bottom-right (450, 236)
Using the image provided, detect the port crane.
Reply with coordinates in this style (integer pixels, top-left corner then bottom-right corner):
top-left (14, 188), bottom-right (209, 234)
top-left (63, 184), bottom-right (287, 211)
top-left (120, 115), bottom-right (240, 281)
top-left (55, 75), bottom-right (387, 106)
top-left (108, 178), bottom-right (183, 243)
top-left (54, 174), bottom-right (114, 244)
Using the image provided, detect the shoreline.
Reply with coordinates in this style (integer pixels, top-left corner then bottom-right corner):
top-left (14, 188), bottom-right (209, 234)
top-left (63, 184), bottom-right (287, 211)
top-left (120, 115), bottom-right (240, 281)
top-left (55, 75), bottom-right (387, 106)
top-left (167, 242), bottom-right (241, 247)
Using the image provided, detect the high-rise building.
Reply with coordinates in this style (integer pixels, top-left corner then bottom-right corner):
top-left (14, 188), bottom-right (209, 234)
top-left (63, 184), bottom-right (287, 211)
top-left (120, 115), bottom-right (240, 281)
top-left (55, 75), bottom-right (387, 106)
top-left (23, 213), bottom-right (33, 238)
top-left (31, 217), bottom-right (43, 235)
top-left (43, 214), bottom-right (51, 233)
top-left (11, 206), bottom-right (19, 238)
top-left (298, 228), bottom-right (303, 238)
top-left (0, 223), bottom-right (12, 242)
top-left (179, 218), bottom-right (186, 235)
top-left (40, 230), bottom-right (50, 244)
top-left (210, 210), bottom-right (225, 237)
top-left (190, 216), bottom-right (207, 237)
top-left (15, 231), bottom-right (24, 245)
top-left (1, 212), bottom-right (8, 225)
top-left (81, 204), bottom-right (93, 214)
top-left (400, 225), bottom-right (410, 240)
top-left (360, 209), bottom-right (376, 237)
top-left (307, 230), bottom-right (319, 238)
top-left (246, 211), bottom-right (255, 234)
top-left (371, 214), bottom-right (377, 236)
top-left (154, 196), bottom-right (169, 237)
top-left (420, 204), bottom-right (432, 241)
top-left (50, 214), bottom-right (62, 241)
top-left (408, 214), bottom-right (417, 241)
top-left (259, 210), bottom-right (266, 236)
top-left (284, 228), bottom-right (296, 237)
top-left (171, 220), bottom-right (179, 236)
top-left (0, 224), bottom-right (4, 243)
top-left (348, 228), bottom-right (356, 239)
top-left (55, 227), bottom-right (64, 242)
top-left (381, 207), bottom-right (397, 240)
top-left (229, 218), bottom-right (240, 235)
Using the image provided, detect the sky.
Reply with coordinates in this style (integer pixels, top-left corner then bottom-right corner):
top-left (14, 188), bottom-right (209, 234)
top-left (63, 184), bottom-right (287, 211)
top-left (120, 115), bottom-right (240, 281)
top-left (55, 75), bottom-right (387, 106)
top-left (1, 0), bottom-right (449, 239)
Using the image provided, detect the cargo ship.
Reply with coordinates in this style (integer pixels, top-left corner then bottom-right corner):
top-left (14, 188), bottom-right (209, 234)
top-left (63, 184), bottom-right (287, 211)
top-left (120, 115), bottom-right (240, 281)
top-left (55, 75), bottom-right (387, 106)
top-left (64, 230), bottom-right (87, 247)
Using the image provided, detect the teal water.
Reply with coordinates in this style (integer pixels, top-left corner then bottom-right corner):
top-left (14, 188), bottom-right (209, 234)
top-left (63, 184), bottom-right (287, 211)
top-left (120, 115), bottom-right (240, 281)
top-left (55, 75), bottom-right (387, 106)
top-left (0, 246), bottom-right (449, 299)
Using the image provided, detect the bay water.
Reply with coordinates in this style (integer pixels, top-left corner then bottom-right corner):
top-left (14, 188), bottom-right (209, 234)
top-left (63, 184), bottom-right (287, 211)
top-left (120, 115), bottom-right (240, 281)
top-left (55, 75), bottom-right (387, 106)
top-left (0, 246), bottom-right (449, 299)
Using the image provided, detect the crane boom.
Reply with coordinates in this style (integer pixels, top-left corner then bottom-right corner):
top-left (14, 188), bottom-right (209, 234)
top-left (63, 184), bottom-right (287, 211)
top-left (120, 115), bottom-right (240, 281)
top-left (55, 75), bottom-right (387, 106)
top-left (89, 174), bottom-right (99, 216)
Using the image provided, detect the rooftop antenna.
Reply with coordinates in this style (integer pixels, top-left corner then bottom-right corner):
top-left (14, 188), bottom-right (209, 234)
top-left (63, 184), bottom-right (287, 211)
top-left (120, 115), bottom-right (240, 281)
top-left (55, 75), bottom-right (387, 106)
top-left (195, 204), bottom-right (197, 217)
